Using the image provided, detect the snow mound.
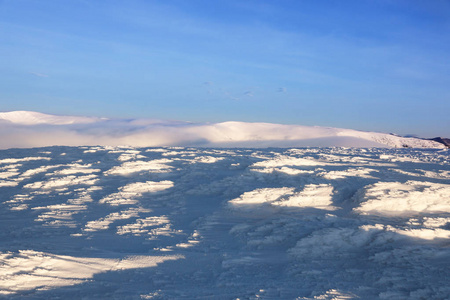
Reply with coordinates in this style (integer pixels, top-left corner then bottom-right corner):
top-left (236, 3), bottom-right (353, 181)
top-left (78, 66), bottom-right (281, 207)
top-left (105, 159), bottom-right (173, 176)
top-left (229, 187), bottom-right (295, 207)
top-left (99, 181), bottom-right (174, 206)
top-left (229, 184), bottom-right (337, 211)
top-left (273, 184), bottom-right (337, 210)
top-left (354, 181), bottom-right (450, 216)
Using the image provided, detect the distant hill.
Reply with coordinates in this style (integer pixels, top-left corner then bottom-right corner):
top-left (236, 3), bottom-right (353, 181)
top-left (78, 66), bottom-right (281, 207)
top-left (0, 111), bottom-right (446, 149)
top-left (0, 110), bottom-right (104, 125)
top-left (429, 137), bottom-right (450, 148)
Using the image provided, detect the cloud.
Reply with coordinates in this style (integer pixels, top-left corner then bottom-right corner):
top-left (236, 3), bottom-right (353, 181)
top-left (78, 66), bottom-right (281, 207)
top-left (0, 121), bottom-right (439, 150)
top-left (29, 72), bottom-right (49, 78)
top-left (0, 112), bottom-right (443, 149)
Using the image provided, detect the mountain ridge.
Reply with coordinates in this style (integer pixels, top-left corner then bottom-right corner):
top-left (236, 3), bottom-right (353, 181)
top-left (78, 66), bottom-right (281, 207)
top-left (429, 137), bottom-right (450, 148)
top-left (0, 111), bottom-right (445, 149)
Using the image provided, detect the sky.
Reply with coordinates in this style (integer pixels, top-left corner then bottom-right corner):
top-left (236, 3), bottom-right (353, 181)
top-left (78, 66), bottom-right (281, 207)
top-left (0, 0), bottom-right (449, 137)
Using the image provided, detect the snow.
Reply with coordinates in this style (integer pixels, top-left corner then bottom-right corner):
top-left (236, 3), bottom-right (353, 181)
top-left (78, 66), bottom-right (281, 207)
top-left (353, 181), bottom-right (450, 216)
top-left (251, 155), bottom-right (327, 167)
top-left (0, 146), bottom-right (449, 299)
top-left (0, 111), bottom-right (445, 149)
top-left (105, 160), bottom-right (174, 176)
top-left (272, 184), bottom-right (337, 210)
top-left (99, 181), bottom-right (174, 206)
top-left (83, 207), bottom-right (151, 232)
top-left (0, 111), bottom-right (103, 125)
top-left (228, 184), bottom-right (337, 211)
top-left (24, 174), bottom-right (99, 190)
top-left (0, 250), bottom-right (181, 295)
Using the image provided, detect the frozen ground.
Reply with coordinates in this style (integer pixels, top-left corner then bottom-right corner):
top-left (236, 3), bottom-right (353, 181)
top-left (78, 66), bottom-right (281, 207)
top-left (0, 146), bottom-right (449, 299)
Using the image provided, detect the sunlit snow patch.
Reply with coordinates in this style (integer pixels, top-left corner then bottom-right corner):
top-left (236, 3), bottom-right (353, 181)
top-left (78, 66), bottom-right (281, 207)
top-left (354, 181), bottom-right (450, 216)
top-left (105, 159), bottom-right (173, 176)
top-left (83, 207), bottom-right (151, 232)
top-left (273, 184), bottom-right (337, 210)
top-left (23, 174), bottom-right (99, 191)
top-left (99, 181), bottom-right (174, 206)
top-left (390, 227), bottom-right (450, 241)
top-left (251, 166), bottom-right (315, 175)
top-left (0, 157), bottom-right (51, 164)
top-left (32, 204), bottom-right (87, 228)
top-left (251, 155), bottom-right (326, 168)
top-left (116, 215), bottom-right (181, 239)
top-left (297, 289), bottom-right (357, 299)
top-left (392, 169), bottom-right (450, 180)
top-left (229, 184), bottom-right (337, 211)
top-left (19, 164), bottom-right (63, 178)
top-left (190, 156), bottom-right (225, 164)
top-left (317, 167), bottom-right (378, 180)
top-left (0, 179), bottom-right (20, 187)
top-left (0, 250), bottom-right (182, 295)
top-left (229, 187), bottom-right (295, 209)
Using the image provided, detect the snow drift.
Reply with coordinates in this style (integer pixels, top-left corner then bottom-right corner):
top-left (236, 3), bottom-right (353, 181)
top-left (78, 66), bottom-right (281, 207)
top-left (0, 111), bottom-right (444, 149)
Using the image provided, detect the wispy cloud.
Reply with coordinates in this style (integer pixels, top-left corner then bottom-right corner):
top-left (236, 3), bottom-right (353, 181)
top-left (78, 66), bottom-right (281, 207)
top-left (29, 72), bottom-right (49, 78)
top-left (203, 81), bottom-right (256, 101)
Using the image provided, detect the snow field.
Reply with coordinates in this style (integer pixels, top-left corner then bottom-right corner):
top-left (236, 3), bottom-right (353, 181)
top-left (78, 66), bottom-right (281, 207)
top-left (0, 146), bottom-right (448, 299)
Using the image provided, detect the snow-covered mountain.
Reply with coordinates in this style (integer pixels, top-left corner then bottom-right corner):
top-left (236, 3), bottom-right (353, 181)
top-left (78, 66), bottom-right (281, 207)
top-left (0, 111), bottom-right (444, 149)
top-left (0, 111), bottom-right (104, 125)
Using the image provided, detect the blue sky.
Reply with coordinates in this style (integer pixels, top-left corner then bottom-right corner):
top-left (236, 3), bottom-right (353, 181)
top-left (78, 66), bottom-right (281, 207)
top-left (1, 0), bottom-right (449, 137)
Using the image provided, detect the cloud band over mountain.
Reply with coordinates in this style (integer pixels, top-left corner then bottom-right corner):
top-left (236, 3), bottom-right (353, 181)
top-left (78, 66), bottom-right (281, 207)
top-left (0, 111), bottom-right (444, 149)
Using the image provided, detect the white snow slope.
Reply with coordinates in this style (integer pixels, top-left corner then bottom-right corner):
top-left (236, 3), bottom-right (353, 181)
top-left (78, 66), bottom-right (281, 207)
top-left (0, 146), bottom-right (449, 299)
top-left (0, 111), bottom-right (103, 125)
top-left (0, 111), bottom-right (444, 149)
